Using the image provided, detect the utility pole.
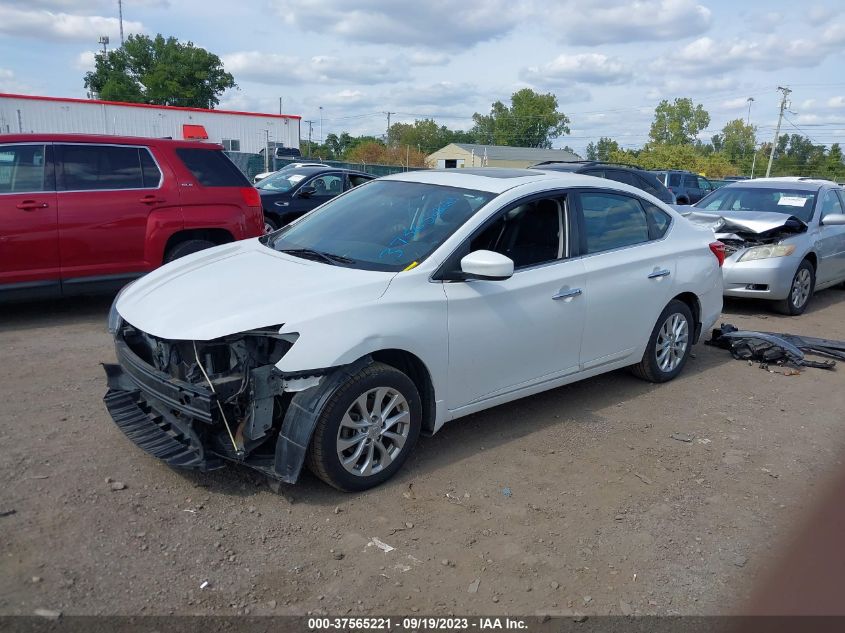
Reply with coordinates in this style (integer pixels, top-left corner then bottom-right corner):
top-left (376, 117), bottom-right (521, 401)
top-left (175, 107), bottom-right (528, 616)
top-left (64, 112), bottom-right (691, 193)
top-left (303, 120), bottom-right (314, 157)
top-left (118, 0), bottom-right (124, 45)
top-left (279, 97), bottom-right (283, 116)
top-left (746, 97), bottom-right (754, 126)
top-left (319, 106), bottom-right (323, 145)
top-left (384, 111), bottom-right (395, 144)
top-left (766, 86), bottom-right (791, 178)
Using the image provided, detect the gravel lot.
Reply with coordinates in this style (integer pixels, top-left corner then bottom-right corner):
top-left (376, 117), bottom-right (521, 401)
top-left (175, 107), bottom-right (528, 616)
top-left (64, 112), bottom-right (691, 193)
top-left (1, 290), bottom-right (844, 617)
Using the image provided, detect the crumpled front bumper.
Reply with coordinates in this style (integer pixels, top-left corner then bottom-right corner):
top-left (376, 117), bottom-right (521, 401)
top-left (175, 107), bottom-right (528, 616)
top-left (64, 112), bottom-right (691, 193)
top-left (103, 340), bottom-right (224, 471)
top-left (722, 255), bottom-right (797, 300)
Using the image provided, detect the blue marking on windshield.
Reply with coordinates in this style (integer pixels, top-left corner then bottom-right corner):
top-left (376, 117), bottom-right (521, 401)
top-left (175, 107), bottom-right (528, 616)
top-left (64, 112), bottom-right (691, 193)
top-left (378, 197), bottom-right (458, 260)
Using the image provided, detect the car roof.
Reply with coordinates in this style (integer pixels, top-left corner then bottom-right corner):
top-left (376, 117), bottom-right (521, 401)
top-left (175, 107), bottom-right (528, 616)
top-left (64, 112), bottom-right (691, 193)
top-left (381, 167), bottom-right (648, 195)
top-left (721, 177), bottom-right (835, 192)
top-left (0, 132), bottom-right (219, 149)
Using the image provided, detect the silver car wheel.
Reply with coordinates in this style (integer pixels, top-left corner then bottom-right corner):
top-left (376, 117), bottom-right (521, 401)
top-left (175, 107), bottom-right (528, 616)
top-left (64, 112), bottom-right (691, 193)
top-left (791, 267), bottom-right (812, 308)
top-left (336, 387), bottom-right (411, 477)
top-left (655, 312), bottom-right (689, 373)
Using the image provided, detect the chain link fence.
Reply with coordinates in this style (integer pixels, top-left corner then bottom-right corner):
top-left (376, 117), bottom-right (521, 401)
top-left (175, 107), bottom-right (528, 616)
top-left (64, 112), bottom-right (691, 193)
top-left (225, 152), bottom-right (425, 182)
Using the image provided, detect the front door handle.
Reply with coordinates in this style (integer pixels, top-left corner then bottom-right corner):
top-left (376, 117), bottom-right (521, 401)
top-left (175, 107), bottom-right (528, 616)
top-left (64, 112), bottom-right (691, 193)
top-left (139, 195), bottom-right (165, 204)
top-left (16, 200), bottom-right (49, 211)
top-left (648, 269), bottom-right (671, 279)
top-left (552, 288), bottom-right (582, 300)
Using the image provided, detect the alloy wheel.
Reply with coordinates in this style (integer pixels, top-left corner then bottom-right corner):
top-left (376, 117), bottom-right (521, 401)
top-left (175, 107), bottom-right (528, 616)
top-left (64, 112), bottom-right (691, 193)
top-left (791, 267), bottom-right (812, 309)
top-left (336, 387), bottom-right (411, 477)
top-left (655, 313), bottom-right (689, 373)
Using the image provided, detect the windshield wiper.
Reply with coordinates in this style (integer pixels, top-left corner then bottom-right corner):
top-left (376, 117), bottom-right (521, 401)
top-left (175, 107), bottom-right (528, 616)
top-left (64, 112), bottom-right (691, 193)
top-left (278, 248), bottom-right (356, 265)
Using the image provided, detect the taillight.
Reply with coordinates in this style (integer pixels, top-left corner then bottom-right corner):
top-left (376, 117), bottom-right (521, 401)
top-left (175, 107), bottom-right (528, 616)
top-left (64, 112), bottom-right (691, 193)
top-left (240, 187), bottom-right (261, 207)
top-left (709, 241), bottom-right (726, 267)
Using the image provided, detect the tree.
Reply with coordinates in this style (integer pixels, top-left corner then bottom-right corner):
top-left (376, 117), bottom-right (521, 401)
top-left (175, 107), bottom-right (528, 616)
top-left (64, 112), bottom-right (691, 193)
top-left (471, 88), bottom-right (570, 148)
top-left (387, 118), bottom-right (475, 154)
top-left (648, 98), bottom-right (710, 146)
top-left (585, 137), bottom-right (620, 161)
top-left (84, 34), bottom-right (236, 108)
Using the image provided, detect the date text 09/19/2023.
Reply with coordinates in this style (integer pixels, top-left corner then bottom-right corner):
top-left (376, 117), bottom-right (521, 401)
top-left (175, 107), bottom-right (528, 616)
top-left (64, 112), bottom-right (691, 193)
top-left (307, 617), bottom-right (529, 630)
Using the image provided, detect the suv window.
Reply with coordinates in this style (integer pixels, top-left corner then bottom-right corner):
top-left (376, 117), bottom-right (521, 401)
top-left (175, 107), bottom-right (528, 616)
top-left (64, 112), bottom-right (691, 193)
top-left (175, 148), bottom-right (249, 187)
top-left (635, 174), bottom-right (662, 198)
top-left (471, 197), bottom-right (565, 269)
top-left (604, 169), bottom-right (637, 187)
top-left (348, 174), bottom-right (371, 188)
top-left (58, 144), bottom-right (158, 191)
top-left (579, 192), bottom-right (649, 253)
top-left (682, 174), bottom-right (698, 188)
top-left (697, 177), bottom-right (712, 191)
top-left (0, 144), bottom-right (48, 193)
top-left (668, 173), bottom-right (681, 187)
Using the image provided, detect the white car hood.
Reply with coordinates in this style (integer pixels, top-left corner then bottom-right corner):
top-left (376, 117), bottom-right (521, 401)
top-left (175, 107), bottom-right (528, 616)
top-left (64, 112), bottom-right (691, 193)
top-left (116, 239), bottom-right (396, 340)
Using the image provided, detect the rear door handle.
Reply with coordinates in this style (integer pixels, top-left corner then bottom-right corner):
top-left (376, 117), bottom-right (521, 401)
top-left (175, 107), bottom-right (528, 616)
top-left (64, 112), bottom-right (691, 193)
top-left (16, 200), bottom-right (49, 210)
top-left (139, 195), bottom-right (165, 204)
top-left (552, 288), bottom-right (582, 300)
top-left (648, 269), bottom-right (671, 279)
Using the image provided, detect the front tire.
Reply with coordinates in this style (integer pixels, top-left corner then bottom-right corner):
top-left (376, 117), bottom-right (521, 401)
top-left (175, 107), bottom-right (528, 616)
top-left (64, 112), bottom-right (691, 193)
top-left (631, 300), bottom-right (694, 383)
top-left (776, 260), bottom-right (815, 315)
top-left (306, 362), bottom-right (421, 491)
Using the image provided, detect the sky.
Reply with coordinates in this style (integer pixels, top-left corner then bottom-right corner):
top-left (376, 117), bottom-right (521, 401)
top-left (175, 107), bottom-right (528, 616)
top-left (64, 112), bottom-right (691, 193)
top-left (1, 0), bottom-right (844, 156)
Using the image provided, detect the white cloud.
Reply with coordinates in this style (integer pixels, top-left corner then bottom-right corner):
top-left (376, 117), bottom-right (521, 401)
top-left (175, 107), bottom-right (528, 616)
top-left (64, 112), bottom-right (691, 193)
top-left (827, 96), bottom-right (845, 109)
top-left (0, 5), bottom-right (145, 41)
top-left (721, 97), bottom-right (752, 109)
top-left (0, 67), bottom-right (34, 94)
top-left (654, 32), bottom-right (843, 73)
top-left (521, 53), bottom-right (631, 86)
top-left (807, 4), bottom-right (835, 26)
top-left (269, 0), bottom-right (520, 50)
top-left (73, 50), bottom-right (97, 71)
top-left (222, 51), bottom-right (405, 85)
top-left (408, 52), bottom-right (449, 67)
top-left (546, 0), bottom-right (711, 45)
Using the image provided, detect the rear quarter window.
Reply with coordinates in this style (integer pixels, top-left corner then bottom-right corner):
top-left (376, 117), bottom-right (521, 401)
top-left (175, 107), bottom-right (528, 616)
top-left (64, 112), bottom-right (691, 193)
top-left (175, 148), bottom-right (249, 187)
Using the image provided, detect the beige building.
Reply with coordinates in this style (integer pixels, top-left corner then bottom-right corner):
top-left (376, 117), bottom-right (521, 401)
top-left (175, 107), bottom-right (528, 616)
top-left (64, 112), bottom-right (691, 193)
top-left (426, 143), bottom-right (580, 169)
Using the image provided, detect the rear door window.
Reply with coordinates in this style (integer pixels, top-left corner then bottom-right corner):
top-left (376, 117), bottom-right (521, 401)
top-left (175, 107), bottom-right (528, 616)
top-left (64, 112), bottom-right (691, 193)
top-left (58, 144), bottom-right (152, 191)
top-left (175, 148), bottom-right (250, 187)
top-left (668, 173), bottom-right (681, 187)
top-left (578, 191), bottom-right (650, 254)
top-left (0, 144), bottom-right (49, 193)
top-left (682, 174), bottom-right (698, 189)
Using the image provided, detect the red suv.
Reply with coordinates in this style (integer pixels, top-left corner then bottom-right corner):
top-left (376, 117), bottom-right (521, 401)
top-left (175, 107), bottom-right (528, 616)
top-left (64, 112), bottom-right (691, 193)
top-left (0, 134), bottom-right (263, 301)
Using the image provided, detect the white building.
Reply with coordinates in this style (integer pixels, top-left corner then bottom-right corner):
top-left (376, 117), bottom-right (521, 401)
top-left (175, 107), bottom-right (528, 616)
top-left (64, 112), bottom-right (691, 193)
top-left (0, 92), bottom-right (300, 154)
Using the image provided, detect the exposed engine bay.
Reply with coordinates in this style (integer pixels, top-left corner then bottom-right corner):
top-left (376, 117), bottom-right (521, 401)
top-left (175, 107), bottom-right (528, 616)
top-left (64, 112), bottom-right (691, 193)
top-left (683, 211), bottom-right (807, 255)
top-left (103, 321), bottom-right (336, 482)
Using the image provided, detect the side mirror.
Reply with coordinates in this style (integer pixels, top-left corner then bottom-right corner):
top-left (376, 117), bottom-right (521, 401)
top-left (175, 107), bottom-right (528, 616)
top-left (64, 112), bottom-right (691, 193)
top-left (298, 185), bottom-right (317, 198)
top-left (821, 213), bottom-right (845, 226)
top-left (459, 250), bottom-right (514, 281)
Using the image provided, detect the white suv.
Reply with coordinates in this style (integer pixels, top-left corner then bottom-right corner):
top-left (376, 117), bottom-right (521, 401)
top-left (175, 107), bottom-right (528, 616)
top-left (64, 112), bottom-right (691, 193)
top-left (104, 168), bottom-right (723, 491)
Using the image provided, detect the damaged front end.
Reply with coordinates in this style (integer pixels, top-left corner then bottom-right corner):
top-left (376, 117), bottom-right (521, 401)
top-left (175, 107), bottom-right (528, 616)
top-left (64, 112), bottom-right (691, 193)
top-left (683, 211), bottom-right (807, 256)
top-left (103, 321), bottom-right (327, 482)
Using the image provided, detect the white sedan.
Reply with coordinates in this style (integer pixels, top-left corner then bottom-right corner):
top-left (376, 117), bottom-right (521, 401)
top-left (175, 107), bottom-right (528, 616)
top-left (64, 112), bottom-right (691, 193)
top-left (104, 169), bottom-right (724, 491)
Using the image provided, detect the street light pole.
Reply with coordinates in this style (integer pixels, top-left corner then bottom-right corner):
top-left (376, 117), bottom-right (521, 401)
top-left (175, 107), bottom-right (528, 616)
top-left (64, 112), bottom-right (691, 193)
top-left (319, 106), bottom-right (323, 146)
top-left (746, 97), bottom-right (754, 126)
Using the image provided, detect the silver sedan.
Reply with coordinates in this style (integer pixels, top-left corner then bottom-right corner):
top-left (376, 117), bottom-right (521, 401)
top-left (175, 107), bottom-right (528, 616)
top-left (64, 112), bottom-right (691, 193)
top-left (687, 178), bottom-right (845, 315)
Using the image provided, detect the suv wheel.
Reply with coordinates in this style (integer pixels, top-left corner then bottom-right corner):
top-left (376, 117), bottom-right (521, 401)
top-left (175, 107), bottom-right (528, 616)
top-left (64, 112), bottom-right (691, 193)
top-left (164, 239), bottom-right (216, 263)
top-left (631, 300), bottom-right (694, 383)
top-left (306, 362), bottom-right (421, 491)
top-left (777, 260), bottom-right (815, 315)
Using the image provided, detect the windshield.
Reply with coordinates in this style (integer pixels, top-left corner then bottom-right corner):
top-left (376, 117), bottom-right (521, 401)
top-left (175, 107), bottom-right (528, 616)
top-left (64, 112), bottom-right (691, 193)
top-left (264, 180), bottom-right (495, 272)
top-left (256, 169), bottom-right (311, 192)
top-left (695, 186), bottom-right (817, 222)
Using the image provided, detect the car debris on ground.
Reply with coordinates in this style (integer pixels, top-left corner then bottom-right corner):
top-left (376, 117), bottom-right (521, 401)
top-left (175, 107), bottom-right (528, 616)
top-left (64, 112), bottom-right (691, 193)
top-left (709, 324), bottom-right (842, 370)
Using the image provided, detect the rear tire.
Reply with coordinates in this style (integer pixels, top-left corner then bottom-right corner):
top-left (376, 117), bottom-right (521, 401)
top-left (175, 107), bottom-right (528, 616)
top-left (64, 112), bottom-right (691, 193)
top-left (263, 215), bottom-right (279, 234)
top-left (775, 260), bottom-right (815, 315)
top-left (676, 197), bottom-right (689, 205)
top-left (306, 362), bottom-right (421, 492)
top-left (164, 239), bottom-right (216, 263)
top-left (631, 300), bottom-right (694, 383)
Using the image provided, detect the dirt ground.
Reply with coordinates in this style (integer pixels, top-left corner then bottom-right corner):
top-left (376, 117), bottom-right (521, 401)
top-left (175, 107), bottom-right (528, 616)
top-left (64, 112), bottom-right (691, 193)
top-left (1, 289), bottom-right (844, 618)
